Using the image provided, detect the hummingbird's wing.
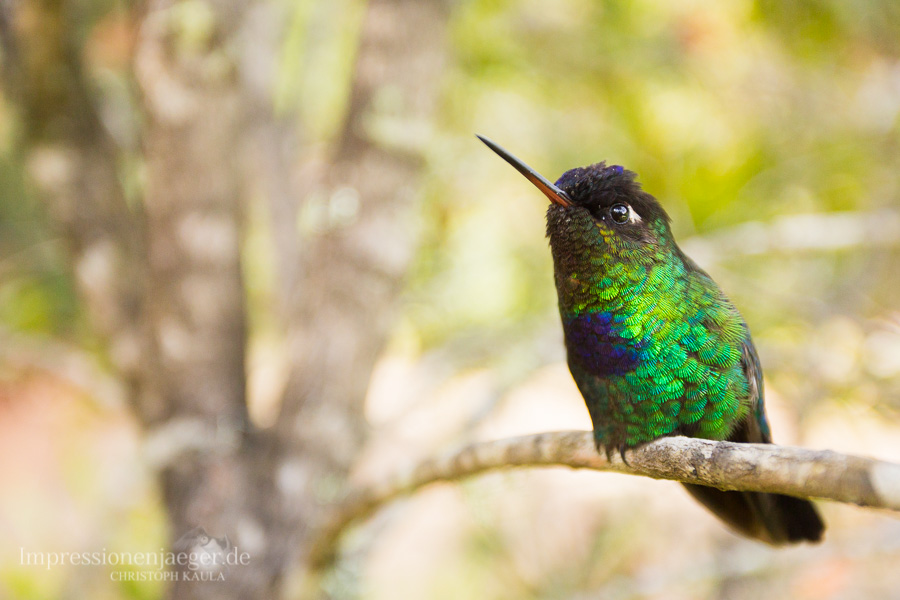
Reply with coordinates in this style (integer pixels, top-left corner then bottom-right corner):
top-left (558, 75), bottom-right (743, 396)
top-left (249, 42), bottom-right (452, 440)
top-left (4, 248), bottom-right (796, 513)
top-left (683, 336), bottom-right (824, 544)
top-left (737, 336), bottom-right (772, 444)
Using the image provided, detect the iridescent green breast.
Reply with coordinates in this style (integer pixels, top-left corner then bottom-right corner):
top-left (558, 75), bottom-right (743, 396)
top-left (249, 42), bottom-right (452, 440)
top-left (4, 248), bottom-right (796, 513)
top-left (552, 215), bottom-right (754, 451)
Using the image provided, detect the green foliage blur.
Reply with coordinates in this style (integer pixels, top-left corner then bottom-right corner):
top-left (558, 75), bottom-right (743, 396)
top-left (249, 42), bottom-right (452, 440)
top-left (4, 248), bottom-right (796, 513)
top-left (2, 0), bottom-right (900, 598)
top-left (407, 0), bottom-right (900, 413)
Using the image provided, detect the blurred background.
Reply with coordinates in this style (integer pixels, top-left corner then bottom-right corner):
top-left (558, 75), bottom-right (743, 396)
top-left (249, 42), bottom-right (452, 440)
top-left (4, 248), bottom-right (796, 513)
top-left (2, 0), bottom-right (900, 598)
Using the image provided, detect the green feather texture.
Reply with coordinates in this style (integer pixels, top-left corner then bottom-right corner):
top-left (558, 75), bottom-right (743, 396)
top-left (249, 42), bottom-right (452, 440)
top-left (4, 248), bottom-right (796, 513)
top-left (479, 136), bottom-right (823, 543)
top-left (546, 164), bottom-right (755, 453)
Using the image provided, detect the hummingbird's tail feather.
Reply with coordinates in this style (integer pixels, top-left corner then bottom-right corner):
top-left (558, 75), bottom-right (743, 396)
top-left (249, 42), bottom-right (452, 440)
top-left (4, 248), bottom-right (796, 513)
top-left (682, 484), bottom-right (824, 544)
top-left (678, 397), bottom-right (824, 544)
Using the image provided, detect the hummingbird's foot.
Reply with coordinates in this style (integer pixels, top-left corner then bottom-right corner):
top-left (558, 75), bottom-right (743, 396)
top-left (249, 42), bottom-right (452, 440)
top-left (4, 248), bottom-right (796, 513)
top-left (602, 445), bottom-right (613, 462)
top-left (598, 440), bottom-right (631, 466)
top-left (618, 444), bottom-right (630, 466)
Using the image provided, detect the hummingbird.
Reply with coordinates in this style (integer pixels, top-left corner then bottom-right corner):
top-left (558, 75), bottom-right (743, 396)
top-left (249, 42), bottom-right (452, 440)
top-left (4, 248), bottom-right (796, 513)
top-left (478, 135), bottom-right (824, 544)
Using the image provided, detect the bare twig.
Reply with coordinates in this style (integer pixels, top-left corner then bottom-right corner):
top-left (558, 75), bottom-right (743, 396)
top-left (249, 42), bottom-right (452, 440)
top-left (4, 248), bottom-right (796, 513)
top-left (309, 431), bottom-right (900, 568)
top-left (681, 209), bottom-right (900, 268)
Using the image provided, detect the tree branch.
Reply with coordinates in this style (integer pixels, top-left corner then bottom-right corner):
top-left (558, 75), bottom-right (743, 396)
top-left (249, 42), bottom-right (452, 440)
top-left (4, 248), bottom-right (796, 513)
top-left (309, 430), bottom-right (900, 568)
top-left (681, 209), bottom-right (900, 269)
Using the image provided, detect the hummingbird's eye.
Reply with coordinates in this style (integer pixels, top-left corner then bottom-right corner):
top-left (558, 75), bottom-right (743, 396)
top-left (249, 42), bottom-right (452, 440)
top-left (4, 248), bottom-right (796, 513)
top-left (609, 203), bottom-right (630, 224)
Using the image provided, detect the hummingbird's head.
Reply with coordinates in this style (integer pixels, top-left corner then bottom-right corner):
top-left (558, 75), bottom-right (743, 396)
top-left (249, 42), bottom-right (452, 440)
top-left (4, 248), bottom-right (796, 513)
top-left (476, 135), bottom-right (676, 271)
top-left (546, 162), bottom-right (672, 263)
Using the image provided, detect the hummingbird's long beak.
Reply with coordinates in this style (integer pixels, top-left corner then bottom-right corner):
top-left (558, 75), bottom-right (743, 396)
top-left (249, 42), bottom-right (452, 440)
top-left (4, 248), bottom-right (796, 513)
top-left (477, 135), bottom-right (573, 207)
